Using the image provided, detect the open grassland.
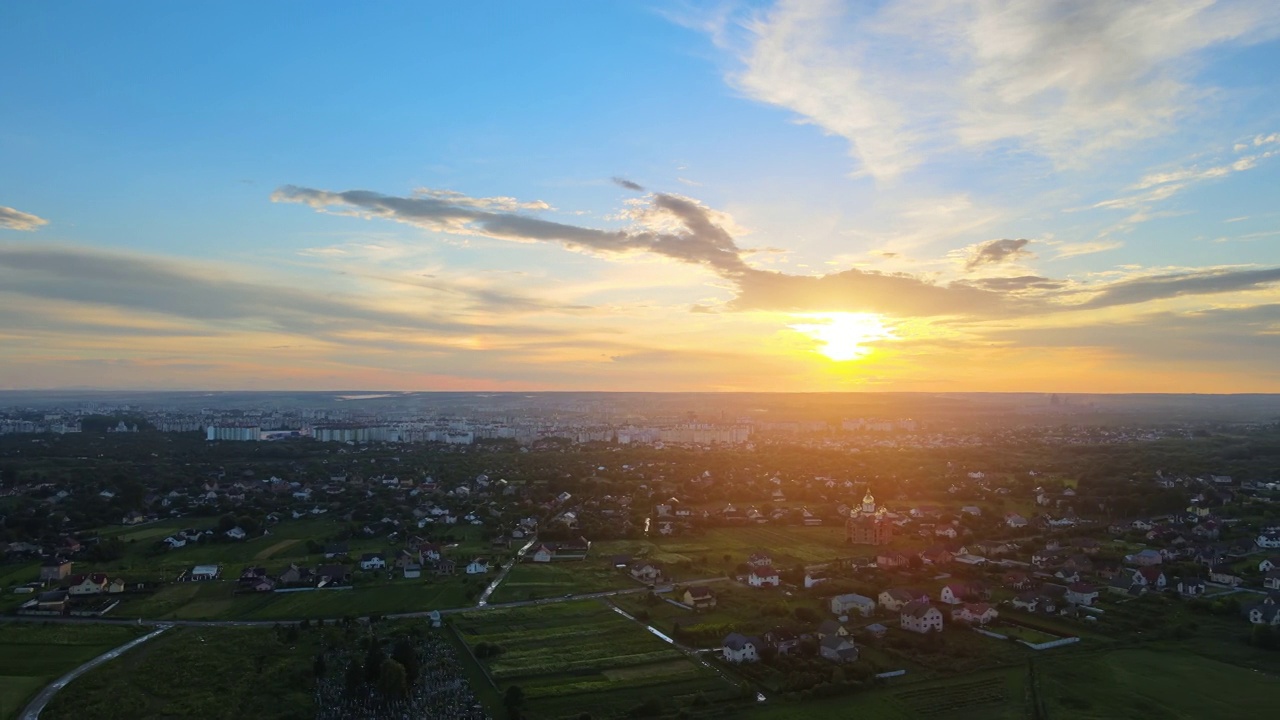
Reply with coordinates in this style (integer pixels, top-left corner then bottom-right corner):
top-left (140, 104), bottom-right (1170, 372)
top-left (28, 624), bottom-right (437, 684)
top-left (41, 626), bottom-right (319, 720)
top-left (1038, 648), bottom-right (1280, 719)
top-left (453, 600), bottom-right (734, 718)
top-left (488, 559), bottom-right (638, 603)
top-left (737, 666), bottom-right (1029, 720)
top-left (0, 624), bottom-right (144, 720)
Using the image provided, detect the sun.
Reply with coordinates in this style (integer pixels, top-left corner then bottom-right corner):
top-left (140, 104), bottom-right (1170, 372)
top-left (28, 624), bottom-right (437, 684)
top-left (788, 312), bottom-right (895, 361)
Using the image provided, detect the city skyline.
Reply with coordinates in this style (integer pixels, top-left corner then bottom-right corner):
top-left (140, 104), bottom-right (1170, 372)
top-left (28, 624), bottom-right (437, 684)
top-left (3, 1), bottom-right (1280, 392)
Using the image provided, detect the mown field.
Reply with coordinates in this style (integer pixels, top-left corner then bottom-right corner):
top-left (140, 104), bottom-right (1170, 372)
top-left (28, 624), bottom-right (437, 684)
top-left (453, 600), bottom-right (735, 718)
top-left (0, 623), bottom-right (144, 720)
top-left (1037, 648), bottom-right (1280, 719)
top-left (41, 626), bottom-right (321, 720)
top-left (736, 666), bottom-right (1029, 720)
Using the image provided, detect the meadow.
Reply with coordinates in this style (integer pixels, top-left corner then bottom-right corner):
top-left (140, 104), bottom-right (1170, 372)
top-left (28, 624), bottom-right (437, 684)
top-left (40, 626), bottom-right (321, 720)
top-left (1037, 648), bottom-right (1280, 718)
top-left (452, 600), bottom-right (735, 718)
top-left (0, 623), bottom-right (144, 720)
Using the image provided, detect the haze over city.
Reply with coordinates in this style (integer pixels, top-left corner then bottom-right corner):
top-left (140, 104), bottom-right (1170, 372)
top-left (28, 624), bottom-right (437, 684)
top-left (2, 0), bottom-right (1280, 392)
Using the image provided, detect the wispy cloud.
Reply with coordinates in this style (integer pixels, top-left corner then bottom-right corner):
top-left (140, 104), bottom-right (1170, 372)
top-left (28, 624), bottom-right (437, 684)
top-left (611, 177), bottom-right (645, 191)
top-left (715, 0), bottom-right (1280, 180)
top-left (0, 205), bottom-right (49, 231)
top-left (964, 238), bottom-right (1032, 271)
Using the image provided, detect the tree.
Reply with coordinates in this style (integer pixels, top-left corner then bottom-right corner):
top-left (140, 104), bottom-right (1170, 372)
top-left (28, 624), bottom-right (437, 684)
top-left (391, 639), bottom-right (420, 686)
top-left (504, 684), bottom-right (526, 719)
top-left (364, 639), bottom-right (385, 683)
top-left (313, 654), bottom-right (327, 679)
top-left (377, 658), bottom-right (408, 698)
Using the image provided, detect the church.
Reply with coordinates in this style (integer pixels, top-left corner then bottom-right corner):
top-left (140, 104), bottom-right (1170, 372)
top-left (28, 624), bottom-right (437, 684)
top-left (846, 490), bottom-right (893, 546)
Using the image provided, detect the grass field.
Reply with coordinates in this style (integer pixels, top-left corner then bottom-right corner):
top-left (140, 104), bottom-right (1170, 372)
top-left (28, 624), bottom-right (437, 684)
top-left (41, 626), bottom-right (321, 720)
top-left (453, 600), bottom-right (734, 718)
top-left (488, 560), bottom-right (638, 603)
top-left (737, 666), bottom-right (1029, 720)
top-left (1038, 648), bottom-right (1280, 718)
top-left (0, 623), bottom-right (144, 720)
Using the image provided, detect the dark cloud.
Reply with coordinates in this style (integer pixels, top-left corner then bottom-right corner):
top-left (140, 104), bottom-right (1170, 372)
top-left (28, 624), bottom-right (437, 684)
top-left (0, 205), bottom-right (48, 231)
top-left (0, 245), bottom-right (555, 340)
top-left (1077, 268), bottom-right (1280, 309)
top-left (276, 185), bottom-right (1016, 318)
top-left (611, 177), bottom-right (645, 191)
top-left (987, 305), bottom-right (1280, 367)
top-left (958, 275), bottom-right (1064, 292)
top-left (966, 238), bottom-right (1032, 271)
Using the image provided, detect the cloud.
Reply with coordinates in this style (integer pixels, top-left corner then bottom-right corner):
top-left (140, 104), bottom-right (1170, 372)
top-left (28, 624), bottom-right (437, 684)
top-left (0, 205), bottom-right (49, 231)
top-left (1052, 240), bottom-right (1124, 258)
top-left (611, 177), bottom-right (645, 191)
top-left (965, 238), bottom-right (1032, 271)
top-left (0, 245), bottom-right (552, 340)
top-left (278, 184), bottom-right (1029, 318)
top-left (1076, 267), bottom-right (1280, 309)
top-left (957, 275), bottom-right (1064, 292)
top-left (718, 0), bottom-right (1280, 179)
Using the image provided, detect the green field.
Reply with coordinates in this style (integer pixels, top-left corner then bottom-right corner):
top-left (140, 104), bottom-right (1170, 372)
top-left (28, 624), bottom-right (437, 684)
top-left (41, 626), bottom-right (321, 720)
top-left (737, 666), bottom-right (1029, 720)
top-left (1038, 648), bottom-right (1280, 719)
top-left (452, 600), bottom-right (735, 718)
top-left (0, 623), bottom-right (144, 720)
top-left (488, 560), bottom-right (638, 603)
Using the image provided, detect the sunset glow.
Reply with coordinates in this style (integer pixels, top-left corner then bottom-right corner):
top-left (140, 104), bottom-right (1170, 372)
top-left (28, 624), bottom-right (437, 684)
top-left (789, 313), bottom-right (896, 362)
top-left (1, 2), bottom-right (1279, 392)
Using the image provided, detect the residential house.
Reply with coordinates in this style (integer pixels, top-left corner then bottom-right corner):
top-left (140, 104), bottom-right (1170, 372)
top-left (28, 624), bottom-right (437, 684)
top-left (952, 603), bottom-right (998, 625)
top-left (1004, 572), bottom-right (1034, 591)
top-left (722, 633), bottom-right (759, 663)
top-left (748, 565), bottom-right (781, 588)
top-left (465, 558), bottom-right (489, 575)
top-left (1066, 583), bottom-right (1099, 606)
top-left (1176, 577), bottom-right (1207, 597)
top-left (747, 552), bottom-right (774, 568)
top-left (433, 558), bottom-right (457, 575)
top-left (1246, 595), bottom-right (1280, 625)
top-left (630, 562), bottom-right (663, 583)
top-left (920, 546), bottom-right (953, 565)
top-left (1012, 592), bottom-right (1040, 612)
top-left (939, 583), bottom-right (974, 605)
top-left (189, 564), bottom-right (221, 581)
top-left (1210, 565), bottom-right (1243, 587)
top-left (876, 551), bottom-right (909, 569)
top-left (684, 587), bottom-right (716, 609)
top-left (879, 588), bottom-right (927, 611)
top-left (1127, 549), bottom-right (1164, 566)
top-left (816, 619), bottom-right (848, 639)
top-left (1259, 557), bottom-right (1280, 573)
top-left (40, 560), bottom-right (72, 582)
top-left (359, 553), bottom-right (387, 571)
top-left (317, 565), bottom-right (351, 585)
top-left (1004, 513), bottom-right (1028, 528)
top-left (531, 543), bottom-right (557, 563)
top-left (830, 593), bottom-right (876, 616)
top-left (324, 543), bottom-right (350, 559)
top-left (763, 627), bottom-right (799, 655)
top-left (819, 635), bottom-right (859, 663)
top-left (900, 600), bottom-right (944, 633)
top-left (403, 563), bottom-right (422, 579)
top-left (225, 526), bottom-right (247, 541)
top-left (67, 573), bottom-right (109, 595)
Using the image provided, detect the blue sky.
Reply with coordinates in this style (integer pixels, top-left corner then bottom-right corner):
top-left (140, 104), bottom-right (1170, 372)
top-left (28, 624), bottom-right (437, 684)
top-left (2, 0), bottom-right (1280, 391)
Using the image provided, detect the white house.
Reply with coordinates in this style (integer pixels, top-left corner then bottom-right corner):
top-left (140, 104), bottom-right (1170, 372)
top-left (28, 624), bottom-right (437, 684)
top-left (190, 564), bottom-right (221, 581)
top-left (900, 601), bottom-right (944, 633)
top-left (1258, 533), bottom-right (1280, 549)
top-left (531, 544), bottom-right (556, 563)
top-left (163, 536), bottom-right (186, 550)
top-left (225, 526), bottom-right (247, 541)
top-left (359, 553), bottom-right (387, 571)
top-left (939, 583), bottom-right (972, 605)
top-left (465, 559), bottom-right (489, 574)
top-left (403, 563), bottom-right (422, 579)
top-left (722, 633), bottom-right (759, 663)
top-left (1260, 557), bottom-right (1280, 573)
top-left (1005, 513), bottom-right (1028, 528)
top-left (747, 565), bottom-right (780, 588)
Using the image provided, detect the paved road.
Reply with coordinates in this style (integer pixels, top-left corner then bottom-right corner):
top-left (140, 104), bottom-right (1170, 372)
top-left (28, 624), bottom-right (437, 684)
top-left (19, 625), bottom-right (171, 720)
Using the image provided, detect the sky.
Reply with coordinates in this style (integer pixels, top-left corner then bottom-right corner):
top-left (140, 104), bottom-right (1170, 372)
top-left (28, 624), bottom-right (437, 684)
top-left (2, 0), bottom-right (1280, 393)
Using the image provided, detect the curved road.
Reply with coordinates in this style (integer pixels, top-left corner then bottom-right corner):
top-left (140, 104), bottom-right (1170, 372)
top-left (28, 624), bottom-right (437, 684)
top-left (19, 625), bottom-right (171, 720)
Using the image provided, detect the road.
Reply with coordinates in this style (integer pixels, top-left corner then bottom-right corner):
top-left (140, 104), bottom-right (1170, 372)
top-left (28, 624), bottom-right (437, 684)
top-left (475, 536), bottom-right (537, 607)
top-left (19, 625), bottom-right (171, 720)
top-left (0, 576), bottom-right (732, 629)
